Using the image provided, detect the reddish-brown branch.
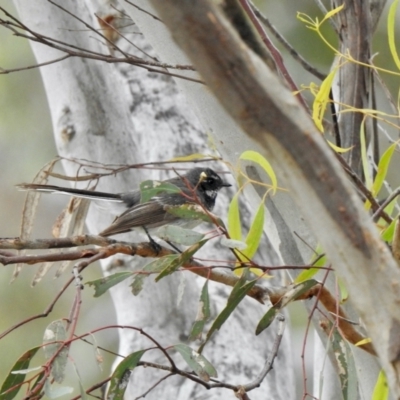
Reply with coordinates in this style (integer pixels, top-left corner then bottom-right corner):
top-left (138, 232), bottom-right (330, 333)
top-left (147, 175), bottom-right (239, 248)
top-left (301, 283), bottom-right (375, 355)
top-left (0, 234), bottom-right (375, 354)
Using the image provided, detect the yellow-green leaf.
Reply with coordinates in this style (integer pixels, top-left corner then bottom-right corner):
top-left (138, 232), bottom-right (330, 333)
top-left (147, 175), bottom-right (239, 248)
top-left (355, 338), bottom-right (372, 347)
top-left (242, 201), bottom-right (266, 277)
top-left (295, 267), bottom-right (320, 283)
top-left (372, 142), bottom-right (397, 197)
top-left (296, 12), bottom-right (316, 29)
top-left (294, 249), bottom-right (326, 283)
top-left (228, 192), bottom-right (242, 241)
top-left (313, 67), bottom-right (337, 132)
top-left (240, 151), bottom-right (277, 194)
top-left (321, 4), bottom-right (344, 23)
top-left (388, 0), bottom-right (400, 70)
top-left (360, 119), bottom-right (373, 194)
top-left (381, 217), bottom-right (397, 242)
top-left (372, 370), bottom-right (389, 400)
top-left (243, 202), bottom-right (264, 260)
top-left (383, 197), bottom-right (396, 217)
top-left (338, 277), bottom-right (348, 303)
top-left (327, 141), bottom-right (352, 153)
top-left (169, 153), bottom-right (210, 162)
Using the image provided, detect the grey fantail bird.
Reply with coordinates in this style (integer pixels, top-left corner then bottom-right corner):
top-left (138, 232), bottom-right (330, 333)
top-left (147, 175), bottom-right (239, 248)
top-left (17, 168), bottom-right (231, 237)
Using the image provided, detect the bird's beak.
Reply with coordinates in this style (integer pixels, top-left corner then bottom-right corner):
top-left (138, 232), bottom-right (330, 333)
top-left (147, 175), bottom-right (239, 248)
top-left (222, 182), bottom-right (232, 187)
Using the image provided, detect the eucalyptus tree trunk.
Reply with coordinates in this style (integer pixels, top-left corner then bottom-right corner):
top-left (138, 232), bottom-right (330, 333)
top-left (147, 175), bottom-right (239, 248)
top-left (12, 0), bottom-right (294, 399)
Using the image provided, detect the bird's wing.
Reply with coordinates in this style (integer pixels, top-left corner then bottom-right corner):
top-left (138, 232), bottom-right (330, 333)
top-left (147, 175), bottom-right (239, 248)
top-left (99, 198), bottom-right (179, 237)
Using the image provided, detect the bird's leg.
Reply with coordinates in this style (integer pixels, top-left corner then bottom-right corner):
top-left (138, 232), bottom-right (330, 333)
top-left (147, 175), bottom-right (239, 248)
top-left (164, 240), bottom-right (182, 254)
top-left (142, 226), bottom-right (182, 254)
top-left (142, 226), bottom-right (162, 255)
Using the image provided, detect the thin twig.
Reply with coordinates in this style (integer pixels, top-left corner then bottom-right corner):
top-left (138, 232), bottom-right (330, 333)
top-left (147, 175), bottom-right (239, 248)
top-left (134, 373), bottom-right (174, 400)
top-left (335, 154), bottom-right (392, 224)
top-left (0, 272), bottom-right (76, 340)
top-left (329, 90), bottom-right (341, 147)
top-left (35, 155), bottom-right (220, 182)
top-left (238, 0), bottom-right (309, 111)
top-left (0, 7), bottom-right (200, 83)
top-left (242, 314), bottom-right (285, 391)
top-left (124, 0), bottom-right (163, 22)
top-left (250, 3), bottom-right (326, 81)
top-left (47, 0), bottom-right (131, 58)
top-left (372, 187), bottom-right (400, 221)
top-left (0, 54), bottom-right (70, 74)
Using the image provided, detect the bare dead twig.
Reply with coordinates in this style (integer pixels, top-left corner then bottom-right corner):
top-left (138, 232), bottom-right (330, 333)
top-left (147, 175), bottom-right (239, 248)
top-left (37, 155), bottom-right (220, 182)
top-left (0, 54), bottom-right (71, 74)
top-left (0, 6), bottom-right (200, 83)
top-left (124, 0), bottom-right (163, 22)
top-left (47, 0), bottom-right (131, 59)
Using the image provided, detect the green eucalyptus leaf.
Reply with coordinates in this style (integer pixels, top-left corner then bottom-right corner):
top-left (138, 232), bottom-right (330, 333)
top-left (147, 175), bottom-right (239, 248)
top-left (0, 347), bottom-right (40, 400)
top-left (156, 225), bottom-right (204, 245)
top-left (256, 280), bottom-right (318, 335)
top-left (330, 324), bottom-right (358, 400)
top-left (108, 350), bottom-right (146, 400)
top-left (189, 280), bottom-right (210, 341)
top-left (86, 272), bottom-right (133, 297)
top-left (43, 380), bottom-right (73, 399)
top-left (140, 180), bottom-right (180, 203)
top-left (173, 343), bottom-right (217, 382)
top-left (131, 255), bottom-right (180, 295)
top-left (155, 239), bottom-right (208, 281)
top-left (43, 320), bottom-right (68, 384)
top-left (200, 271), bottom-right (257, 352)
top-left (165, 204), bottom-right (214, 224)
top-left (255, 307), bottom-right (280, 335)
